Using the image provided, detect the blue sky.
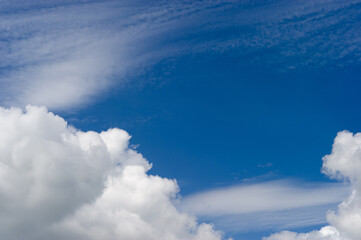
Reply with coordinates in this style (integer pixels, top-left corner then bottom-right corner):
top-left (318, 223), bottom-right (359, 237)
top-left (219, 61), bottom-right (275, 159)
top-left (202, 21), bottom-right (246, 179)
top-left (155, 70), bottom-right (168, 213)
top-left (67, 50), bottom-right (361, 239)
top-left (1, 1), bottom-right (361, 240)
top-left (70, 57), bottom-right (360, 189)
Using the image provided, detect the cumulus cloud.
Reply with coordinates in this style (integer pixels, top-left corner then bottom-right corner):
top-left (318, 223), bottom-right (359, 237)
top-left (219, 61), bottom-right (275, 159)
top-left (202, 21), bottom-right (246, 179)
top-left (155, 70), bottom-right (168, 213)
top-left (0, 105), bottom-right (222, 240)
top-left (264, 226), bottom-right (345, 240)
top-left (264, 131), bottom-right (361, 240)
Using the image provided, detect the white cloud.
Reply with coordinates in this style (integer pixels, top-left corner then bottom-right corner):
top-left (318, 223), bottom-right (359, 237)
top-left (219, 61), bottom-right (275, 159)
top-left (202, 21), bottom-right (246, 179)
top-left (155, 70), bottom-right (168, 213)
top-left (181, 180), bottom-right (349, 216)
top-left (207, 205), bottom-right (338, 233)
top-left (1, 0), bottom-right (360, 110)
top-left (2, 111), bottom-right (359, 240)
top-left (0, 0), bottom-right (230, 110)
top-left (180, 180), bottom-right (350, 233)
top-left (264, 131), bottom-right (361, 240)
top-left (0, 1), bottom-right (162, 110)
top-left (0, 105), bottom-right (222, 240)
top-left (264, 226), bottom-right (345, 240)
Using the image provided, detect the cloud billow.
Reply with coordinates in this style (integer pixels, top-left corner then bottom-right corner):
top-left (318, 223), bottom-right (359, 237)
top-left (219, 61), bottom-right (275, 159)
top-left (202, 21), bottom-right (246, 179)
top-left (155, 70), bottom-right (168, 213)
top-left (0, 105), bottom-right (222, 240)
top-left (264, 131), bottom-right (361, 240)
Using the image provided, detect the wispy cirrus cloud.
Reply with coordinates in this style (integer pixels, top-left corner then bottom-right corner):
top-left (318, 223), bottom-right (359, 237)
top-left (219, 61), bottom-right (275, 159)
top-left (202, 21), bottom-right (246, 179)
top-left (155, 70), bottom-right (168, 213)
top-left (181, 180), bottom-right (350, 216)
top-left (180, 180), bottom-right (350, 233)
top-left (1, 0), bottom-right (361, 110)
top-left (0, 0), bottom-right (231, 110)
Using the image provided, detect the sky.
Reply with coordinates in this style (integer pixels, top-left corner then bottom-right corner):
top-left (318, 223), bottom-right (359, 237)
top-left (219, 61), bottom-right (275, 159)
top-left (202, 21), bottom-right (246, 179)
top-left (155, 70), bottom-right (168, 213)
top-left (0, 0), bottom-right (361, 240)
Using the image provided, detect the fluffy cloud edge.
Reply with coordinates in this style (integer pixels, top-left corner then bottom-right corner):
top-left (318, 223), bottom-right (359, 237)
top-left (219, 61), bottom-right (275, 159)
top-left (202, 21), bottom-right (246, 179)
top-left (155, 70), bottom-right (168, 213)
top-left (263, 131), bottom-right (361, 240)
top-left (0, 105), bottom-right (224, 240)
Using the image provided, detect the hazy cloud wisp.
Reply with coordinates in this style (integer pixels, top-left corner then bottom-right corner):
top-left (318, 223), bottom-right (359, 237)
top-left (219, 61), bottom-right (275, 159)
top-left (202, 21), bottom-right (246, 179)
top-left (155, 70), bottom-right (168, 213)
top-left (181, 180), bottom-right (350, 233)
top-left (1, 0), bottom-right (361, 110)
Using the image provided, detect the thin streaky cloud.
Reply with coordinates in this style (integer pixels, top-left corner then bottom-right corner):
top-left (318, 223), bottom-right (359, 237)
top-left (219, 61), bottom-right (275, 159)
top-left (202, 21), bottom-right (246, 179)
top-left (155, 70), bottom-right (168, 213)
top-left (0, 0), bottom-right (232, 110)
top-left (180, 180), bottom-right (350, 216)
top-left (206, 204), bottom-right (338, 233)
top-left (179, 179), bottom-right (350, 235)
top-left (0, 0), bottom-right (360, 110)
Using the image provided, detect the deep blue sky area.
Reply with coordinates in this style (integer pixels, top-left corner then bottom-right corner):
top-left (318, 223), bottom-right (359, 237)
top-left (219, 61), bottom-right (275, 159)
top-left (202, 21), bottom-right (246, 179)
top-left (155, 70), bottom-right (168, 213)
top-left (65, 53), bottom-right (361, 239)
top-left (66, 52), bottom-right (361, 195)
top-left (64, 52), bottom-right (361, 239)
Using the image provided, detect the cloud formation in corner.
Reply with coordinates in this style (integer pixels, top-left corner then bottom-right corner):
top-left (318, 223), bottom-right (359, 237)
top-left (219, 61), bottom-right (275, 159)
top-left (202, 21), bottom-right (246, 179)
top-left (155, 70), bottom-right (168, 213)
top-left (1, 0), bottom-right (361, 110)
top-left (264, 131), bottom-right (361, 240)
top-left (0, 0), bottom-right (233, 110)
top-left (0, 105), bottom-right (222, 240)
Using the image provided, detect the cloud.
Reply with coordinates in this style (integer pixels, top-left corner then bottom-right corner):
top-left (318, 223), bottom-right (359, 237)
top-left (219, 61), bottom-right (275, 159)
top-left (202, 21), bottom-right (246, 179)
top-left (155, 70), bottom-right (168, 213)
top-left (206, 205), bottom-right (339, 233)
top-left (0, 1), bottom-right (163, 110)
top-left (0, 0), bottom-right (231, 110)
top-left (0, 105), bottom-right (222, 240)
top-left (264, 226), bottom-right (344, 240)
top-left (180, 180), bottom-right (350, 232)
top-left (264, 131), bottom-right (361, 240)
top-left (181, 180), bottom-right (349, 216)
top-left (1, 0), bottom-right (361, 110)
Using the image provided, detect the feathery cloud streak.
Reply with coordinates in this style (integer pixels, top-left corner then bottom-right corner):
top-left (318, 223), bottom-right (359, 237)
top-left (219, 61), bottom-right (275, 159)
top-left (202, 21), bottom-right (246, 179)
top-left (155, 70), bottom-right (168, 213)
top-left (181, 180), bottom-right (350, 233)
top-left (0, 0), bottom-right (232, 109)
top-left (1, 0), bottom-right (361, 110)
top-left (182, 180), bottom-right (349, 216)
